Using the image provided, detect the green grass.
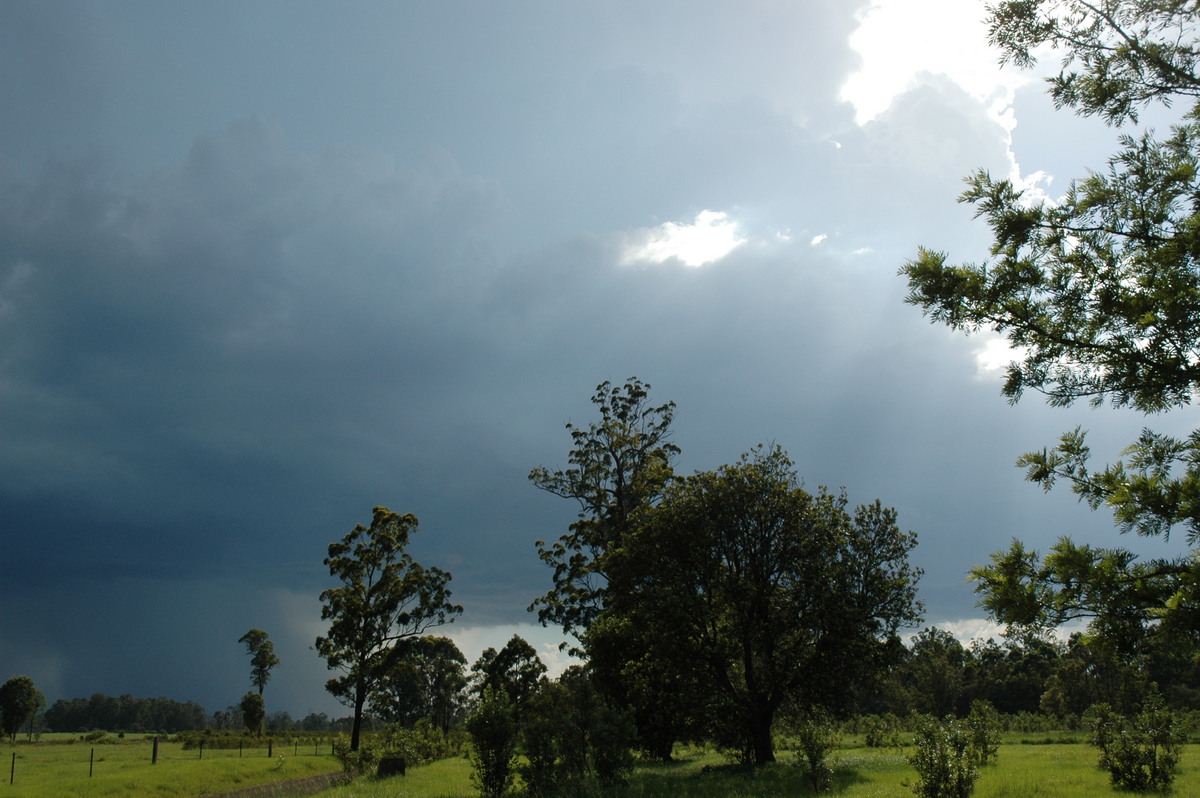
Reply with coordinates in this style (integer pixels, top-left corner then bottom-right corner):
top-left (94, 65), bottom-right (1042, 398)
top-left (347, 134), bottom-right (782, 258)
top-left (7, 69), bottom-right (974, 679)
top-left (2, 736), bottom-right (342, 797)
top-left (316, 742), bottom-right (1200, 798)
top-left (6, 738), bottom-right (1198, 796)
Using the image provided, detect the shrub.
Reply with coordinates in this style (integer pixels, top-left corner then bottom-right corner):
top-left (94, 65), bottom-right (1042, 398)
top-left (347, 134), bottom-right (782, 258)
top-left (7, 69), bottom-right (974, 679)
top-left (331, 734), bottom-right (379, 776)
top-left (907, 716), bottom-right (977, 798)
top-left (1083, 703), bottom-right (1118, 771)
top-left (793, 710), bottom-right (839, 792)
top-left (863, 713), bottom-right (903, 748)
top-left (589, 702), bottom-right (635, 787)
top-left (1086, 696), bottom-right (1184, 791)
top-left (964, 701), bottom-right (999, 766)
top-left (520, 683), bottom-right (567, 798)
top-left (467, 687), bottom-right (518, 798)
top-left (518, 673), bottom-right (635, 793)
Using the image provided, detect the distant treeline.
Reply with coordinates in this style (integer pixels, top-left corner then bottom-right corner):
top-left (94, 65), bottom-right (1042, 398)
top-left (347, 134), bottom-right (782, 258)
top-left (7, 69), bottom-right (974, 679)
top-left (40, 693), bottom-right (357, 735)
top-left (44, 693), bottom-right (208, 734)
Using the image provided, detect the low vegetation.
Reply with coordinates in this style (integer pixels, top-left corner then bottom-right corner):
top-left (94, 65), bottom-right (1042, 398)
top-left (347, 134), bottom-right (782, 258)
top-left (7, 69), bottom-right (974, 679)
top-left (313, 736), bottom-right (1200, 798)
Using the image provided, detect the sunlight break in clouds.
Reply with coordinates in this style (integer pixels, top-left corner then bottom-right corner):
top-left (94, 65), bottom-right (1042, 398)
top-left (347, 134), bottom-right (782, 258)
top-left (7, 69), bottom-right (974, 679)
top-left (621, 210), bottom-right (746, 267)
top-left (973, 334), bottom-right (1029, 380)
top-left (842, 0), bottom-right (1034, 129)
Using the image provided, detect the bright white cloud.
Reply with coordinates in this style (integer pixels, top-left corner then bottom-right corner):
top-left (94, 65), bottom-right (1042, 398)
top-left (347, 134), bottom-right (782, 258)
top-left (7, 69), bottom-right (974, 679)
top-left (974, 334), bottom-right (1028, 379)
top-left (621, 210), bottom-right (746, 267)
top-left (842, 0), bottom-right (1034, 129)
top-left (810, 233), bottom-right (828, 246)
top-left (445, 623), bottom-right (580, 679)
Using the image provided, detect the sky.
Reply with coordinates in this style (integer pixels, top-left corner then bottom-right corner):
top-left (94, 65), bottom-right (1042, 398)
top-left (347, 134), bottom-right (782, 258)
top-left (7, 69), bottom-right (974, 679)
top-left (2, 0), bottom-right (1194, 722)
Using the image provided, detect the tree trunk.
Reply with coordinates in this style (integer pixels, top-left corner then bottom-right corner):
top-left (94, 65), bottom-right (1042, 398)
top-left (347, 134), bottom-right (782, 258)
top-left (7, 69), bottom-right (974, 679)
top-left (750, 708), bottom-right (775, 765)
top-left (350, 689), bottom-right (366, 751)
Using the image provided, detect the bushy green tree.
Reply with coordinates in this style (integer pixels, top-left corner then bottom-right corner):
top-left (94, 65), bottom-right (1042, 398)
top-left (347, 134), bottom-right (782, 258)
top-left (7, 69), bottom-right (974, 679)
top-left (964, 700), bottom-right (1000, 767)
top-left (904, 628), bottom-right (967, 717)
top-left (316, 507), bottom-right (462, 750)
top-left (372, 635), bottom-right (468, 731)
top-left (0, 676), bottom-right (44, 742)
top-left (467, 687), bottom-right (518, 798)
top-left (470, 635), bottom-right (546, 719)
top-left (519, 681), bottom-right (569, 798)
top-left (792, 710), bottom-right (840, 792)
top-left (902, 0), bottom-right (1200, 659)
top-left (584, 609), bottom-right (704, 760)
top-left (517, 668), bottom-right (634, 793)
top-left (240, 691), bottom-right (265, 736)
top-left (1086, 695), bottom-right (1185, 791)
top-left (908, 715), bottom-right (978, 798)
top-left (611, 445), bottom-right (922, 764)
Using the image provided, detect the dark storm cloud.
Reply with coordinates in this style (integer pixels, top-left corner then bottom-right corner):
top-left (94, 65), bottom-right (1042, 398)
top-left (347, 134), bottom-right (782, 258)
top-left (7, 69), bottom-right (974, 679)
top-left (4, 0), bottom-right (1171, 717)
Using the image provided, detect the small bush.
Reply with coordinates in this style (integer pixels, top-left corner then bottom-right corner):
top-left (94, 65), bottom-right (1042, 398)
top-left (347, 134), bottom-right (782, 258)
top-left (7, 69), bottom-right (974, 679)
top-left (964, 701), bottom-right (999, 766)
top-left (331, 735), bottom-right (379, 776)
top-left (864, 714), bottom-right (903, 748)
top-left (1085, 696), bottom-right (1184, 791)
top-left (907, 716), bottom-right (977, 798)
top-left (793, 710), bottom-right (840, 792)
top-left (589, 703), bottom-right (635, 787)
top-left (467, 687), bottom-right (518, 798)
top-left (520, 684), bottom-right (567, 798)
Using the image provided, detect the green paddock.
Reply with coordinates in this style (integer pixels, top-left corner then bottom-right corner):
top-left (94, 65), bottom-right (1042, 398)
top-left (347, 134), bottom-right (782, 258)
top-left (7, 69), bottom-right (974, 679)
top-left (3, 736), bottom-right (341, 797)
top-left (5, 737), bottom-right (1199, 797)
top-left (318, 741), bottom-right (1200, 798)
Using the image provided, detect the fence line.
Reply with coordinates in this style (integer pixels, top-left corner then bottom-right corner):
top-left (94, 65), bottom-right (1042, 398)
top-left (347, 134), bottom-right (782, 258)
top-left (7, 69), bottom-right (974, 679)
top-left (3, 738), bottom-right (338, 787)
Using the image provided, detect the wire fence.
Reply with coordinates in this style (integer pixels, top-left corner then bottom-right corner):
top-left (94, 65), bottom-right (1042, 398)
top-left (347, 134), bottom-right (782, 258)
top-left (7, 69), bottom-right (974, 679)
top-left (6, 737), bottom-right (340, 789)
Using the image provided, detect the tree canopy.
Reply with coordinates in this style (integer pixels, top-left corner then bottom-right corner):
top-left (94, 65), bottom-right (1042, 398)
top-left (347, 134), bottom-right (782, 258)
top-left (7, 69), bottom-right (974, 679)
top-left (607, 445), bottom-right (922, 764)
top-left (0, 675), bottom-right (44, 742)
top-left (470, 634), bottom-right (548, 717)
top-left (316, 506), bottom-right (462, 750)
top-left (902, 0), bottom-right (1200, 653)
top-left (529, 378), bottom-right (679, 637)
top-left (237, 629), bottom-right (280, 697)
top-left (371, 635), bottom-right (468, 731)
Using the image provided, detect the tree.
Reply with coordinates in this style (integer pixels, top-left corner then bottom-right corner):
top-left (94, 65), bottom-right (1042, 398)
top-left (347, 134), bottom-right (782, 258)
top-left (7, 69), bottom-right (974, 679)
top-left (316, 506), bottom-right (462, 750)
top-left (0, 676), bottom-right (44, 742)
top-left (904, 628), bottom-right (968, 718)
top-left (240, 691), bottom-right (265, 736)
top-left (470, 634), bottom-right (547, 718)
top-left (467, 687), bottom-right (518, 798)
top-left (518, 667), bottom-right (635, 794)
top-left (529, 378), bottom-right (679, 637)
top-left (238, 629), bottom-right (280, 696)
top-left (371, 635), bottom-right (468, 731)
top-left (902, 0), bottom-right (1200, 652)
top-left (610, 446), bottom-right (922, 764)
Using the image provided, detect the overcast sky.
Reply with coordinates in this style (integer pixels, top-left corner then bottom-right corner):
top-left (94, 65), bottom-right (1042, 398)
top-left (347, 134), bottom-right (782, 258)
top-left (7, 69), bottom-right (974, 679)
top-left (2, 0), bottom-right (1192, 721)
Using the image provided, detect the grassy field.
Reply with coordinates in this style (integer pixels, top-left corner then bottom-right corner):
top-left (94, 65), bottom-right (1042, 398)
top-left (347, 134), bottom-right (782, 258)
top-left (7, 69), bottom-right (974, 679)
top-left (316, 741), bottom-right (1200, 798)
top-left (2, 735), bottom-right (342, 797)
top-left (5, 736), bottom-right (1198, 797)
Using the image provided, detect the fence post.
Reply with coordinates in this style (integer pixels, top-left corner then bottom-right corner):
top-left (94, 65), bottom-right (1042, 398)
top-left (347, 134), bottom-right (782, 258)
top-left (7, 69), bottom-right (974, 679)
top-left (10, 751), bottom-right (14, 785)
top-left (199, 739), bottom-right (204, 760)
top-left (268, 738), bottom-right (273, 758)
top-left (152, 736), bottom-right (159, 764)
top-left (90, 747), bottom-right (95, 777)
